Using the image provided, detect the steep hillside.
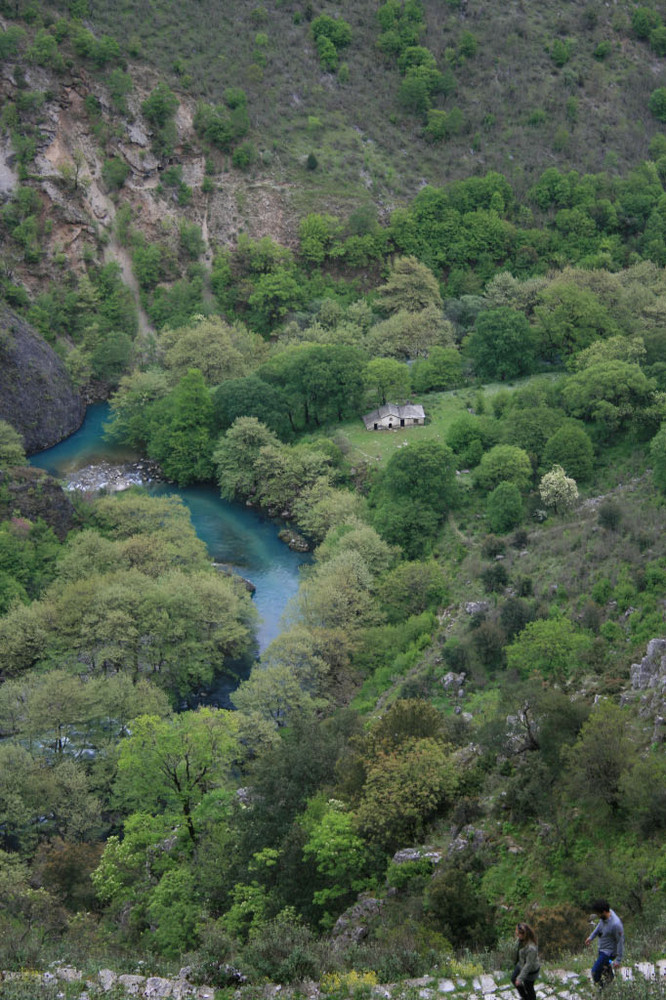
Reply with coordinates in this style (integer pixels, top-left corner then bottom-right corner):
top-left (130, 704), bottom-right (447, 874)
top-left (44, 0), bottom-right (666, 206)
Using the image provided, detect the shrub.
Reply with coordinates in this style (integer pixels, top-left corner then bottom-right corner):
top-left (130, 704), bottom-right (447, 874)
top-left (650, 424), bottom-right (666, 492)
top-left (471, 619), bottom-right (507, 669)
top-left (101, 156), bottom-right (129, 190)
top-left (500, 597), bottom-right (533, 640)
top-left (542, 423), bottom-right (594, 481)
top-left (597, 500), bottom-right (623, 531)
top-left (232, 142), bottom-right (257, 171)
top-left (481, 534), bottom-right (506, 558)
top-left (426, 862), bottom-right (497, 949)
top-left (530, 904), bottom-right (591, 958)
top-left (632, 6), bottom-right (662, 38)
top-left (481, 563), bottom-right (508, 593)
top-left (241, 912), bottom-right (322, 983)
top-left (487, 482), bottom-right (523, 533)
top-left (442, 637), bottom-right (468, 670)
top-left (650, 25), bottom-right (666, 55)
top-left (475, 445), bottom-right (532, 493)
top-left (550, 39), bottom-right (571, 66)
top-left (142, 82), bottom-right (179, 127)
top-left (649, 88), bottom-right (666, 123)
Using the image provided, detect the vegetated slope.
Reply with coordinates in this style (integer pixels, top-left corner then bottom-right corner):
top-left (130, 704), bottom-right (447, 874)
top-left (79, 0), bottom-right (666, 211)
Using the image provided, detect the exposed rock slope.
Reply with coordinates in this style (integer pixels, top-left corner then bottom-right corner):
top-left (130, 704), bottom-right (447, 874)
top-left (0, 303), bottom-right (85, 452)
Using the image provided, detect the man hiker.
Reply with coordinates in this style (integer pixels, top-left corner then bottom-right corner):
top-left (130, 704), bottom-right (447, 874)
top-left (585, 900), bottom-right (624, 987)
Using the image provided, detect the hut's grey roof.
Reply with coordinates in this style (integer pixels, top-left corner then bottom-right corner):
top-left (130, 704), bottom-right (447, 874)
top-left (362, 403), bottom-right (425, 428)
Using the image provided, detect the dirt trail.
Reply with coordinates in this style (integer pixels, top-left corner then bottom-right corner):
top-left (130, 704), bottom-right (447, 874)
top-left (91, 181), bottom-right (153, 341)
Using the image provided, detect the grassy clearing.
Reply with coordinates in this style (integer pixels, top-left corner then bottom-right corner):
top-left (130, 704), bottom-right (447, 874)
top-left (311, 374), bottom-right (564, 469)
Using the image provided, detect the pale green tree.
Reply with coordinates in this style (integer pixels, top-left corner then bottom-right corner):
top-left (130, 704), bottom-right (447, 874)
top-left (114, 708), bottom-right (240, 843)
top-left (366, 304), bottom-right (454, 359)
top-left (539, 464), bottom-right (579, 513)
top-left (296, 550), bottom-right (383, 634)
top-left (315, 520), bottom-right (397, 577)
top-left (354, 737), bottom-right (458, 852)
top-left (291, 481), bottom-right (365, 543)
top-left (214, 417), bottom-right (280, 501)
top-left (232, 661), bottom-right (326, 729)
top-left (364, 357), bottom-right (411, 406)
top-left (0, 743), bottom-right (45, 852)
top-left (301, 798), bottom-right (375, 919)
top-left (376, 255), bottom-right (443, 313)
top-left (159, 315), bottom-right (265, 385)
top-left (474, 445), bottom-right (532, 493)
top-left (105, 369), bottom-right (171, 448)
top-left (0, 600), bottom-right (50, 677)
top-left (506, 616), bottom-right (594, 683)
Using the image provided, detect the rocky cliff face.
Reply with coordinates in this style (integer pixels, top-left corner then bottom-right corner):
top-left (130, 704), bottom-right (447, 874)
top-left (625, 637), bottom-right (666, 743)
top-left (0, 303), bottom-right (85, 453)
top-left (0, 466), bottom-right (79, 539)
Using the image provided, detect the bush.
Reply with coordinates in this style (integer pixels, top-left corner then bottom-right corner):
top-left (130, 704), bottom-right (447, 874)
top-left (142, 82), bottom-right (179, 127)
top-left (632, 6), bottom-right (662, 38)
top-left (101, 156), bottom-right (129, 190)
top-left (550, 39), bottom-right (571, 66)
top-left (481, 563), bottom-right (508, 593)
top-left (426, 862), bottom-right (497, 950)
top-left (482, 534), bottom-right (506, 558)
top-left (530, 904), bottom-right (590, 958)
top-left (240, 912), bottom-right (322, 983)
top-left (649, 88), bottom-right (666, 123)
top-left (499, 597), bottom-right (533, 640)
top-left (597, 500), bottom-right (623, 531)
top-left (232, 142), bottom-right (257, 171)
top-left (487, 482), bottom-right (524, 533)
top-left (442, 637), bottom-right (468, 670)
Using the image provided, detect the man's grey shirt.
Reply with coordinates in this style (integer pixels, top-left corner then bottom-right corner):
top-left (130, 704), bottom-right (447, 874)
top-left (590, 910), bottom-right (624, 960)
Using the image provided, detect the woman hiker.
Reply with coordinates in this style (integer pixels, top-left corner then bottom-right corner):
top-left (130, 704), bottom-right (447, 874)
top-left (512, 923), bottom-right (540, 1000)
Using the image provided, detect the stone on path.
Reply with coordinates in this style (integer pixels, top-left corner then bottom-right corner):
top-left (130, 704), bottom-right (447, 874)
top-left (145, 977), bottom-right (174, 997)
top-left (473, 974), bottom-right (498, 993)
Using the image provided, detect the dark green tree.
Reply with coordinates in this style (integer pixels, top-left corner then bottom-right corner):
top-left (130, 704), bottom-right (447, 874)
top-left (486, 481), bottom-right (524, 533)
top-left (148, 369), bottom-right (215, 485)
top-left (467, 307), bottom-right (537, 380)
top-left (542, 422), bottom-right (594, 480)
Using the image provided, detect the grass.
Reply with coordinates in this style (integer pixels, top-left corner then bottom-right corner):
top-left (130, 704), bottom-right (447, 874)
top-left (307, 373), bottom-right (564, 469)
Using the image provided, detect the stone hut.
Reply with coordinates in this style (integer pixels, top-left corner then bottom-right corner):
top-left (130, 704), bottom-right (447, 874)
top-left (362, 403), bottom-right (425, 430)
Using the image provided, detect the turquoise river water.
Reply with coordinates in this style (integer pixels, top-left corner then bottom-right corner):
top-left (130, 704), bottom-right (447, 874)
top-left (30, 405), bottom-right (309, 662)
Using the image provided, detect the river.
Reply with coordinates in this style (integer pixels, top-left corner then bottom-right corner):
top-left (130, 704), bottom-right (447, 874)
top-left (30, 405), bottom-right (309, 661)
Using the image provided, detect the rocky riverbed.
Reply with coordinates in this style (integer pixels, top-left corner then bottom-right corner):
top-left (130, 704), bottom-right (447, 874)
top-left (63, 459), bottom-right (164, 494)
